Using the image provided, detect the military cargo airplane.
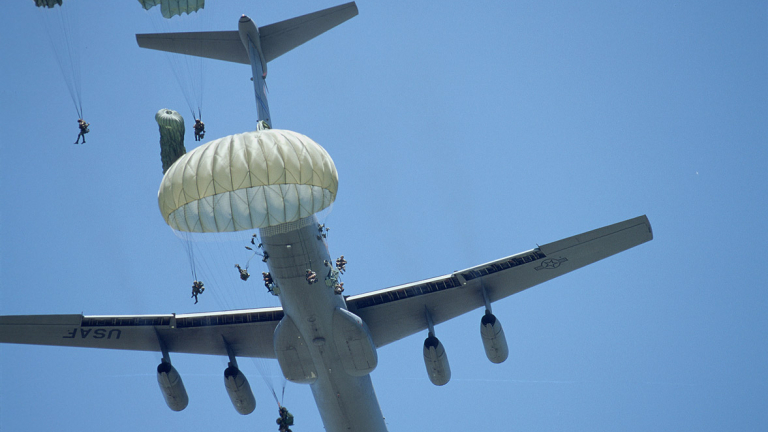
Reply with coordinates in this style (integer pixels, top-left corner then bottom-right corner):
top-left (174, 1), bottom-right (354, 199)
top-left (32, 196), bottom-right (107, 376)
top-left (0, 3), bottom-right (653, 432)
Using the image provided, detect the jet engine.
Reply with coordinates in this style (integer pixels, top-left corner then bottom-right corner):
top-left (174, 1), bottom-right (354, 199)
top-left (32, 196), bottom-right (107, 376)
top-left (423, 334), bottom-right (451, 386)
top-left (224, 364), bottom-right (256, 415)
top-left (156, 360), bottom-right (189, 411)
top-left (480, 311), bottom-right (509, 364)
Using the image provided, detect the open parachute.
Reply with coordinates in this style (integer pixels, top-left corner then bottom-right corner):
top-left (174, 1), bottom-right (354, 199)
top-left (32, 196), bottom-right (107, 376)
top-left (34, 0), bottom-right (62, 7)
top-left (158, 130), bottom-right (338, 233)
top-left (137, 0), bottom-right (204, 19)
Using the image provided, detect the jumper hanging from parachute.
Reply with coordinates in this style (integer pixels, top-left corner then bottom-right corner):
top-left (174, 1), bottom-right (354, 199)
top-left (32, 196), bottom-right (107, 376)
top-left (156, 127), bottom-right (338, 308)
top-left (138, 0), bottom-right (207, 125)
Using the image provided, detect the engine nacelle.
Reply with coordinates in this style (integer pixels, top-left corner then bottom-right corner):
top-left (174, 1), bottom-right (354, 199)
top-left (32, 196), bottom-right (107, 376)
top-left (480, 312), bottom-right (509, 364)
top-left (156, 361), bottom-right (189, 411)
top-left (423, 334), bottom-right (451, 386)
top-left (224, 365), bottom-right (256, 415)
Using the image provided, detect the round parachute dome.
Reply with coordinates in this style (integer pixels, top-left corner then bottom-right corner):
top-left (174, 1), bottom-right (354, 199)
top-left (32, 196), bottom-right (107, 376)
top-left (34, 0), bottom-right (62, 8)
top-left (137, 0), bottom-right (204, 19)
top-left (156, 109), bottom-right (184, 128)
top-left (158, 129), bottom-right (338, 233)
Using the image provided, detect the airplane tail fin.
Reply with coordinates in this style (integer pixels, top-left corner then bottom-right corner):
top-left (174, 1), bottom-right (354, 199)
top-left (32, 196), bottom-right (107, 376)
top-left (135, 2), bottom-right (358, 65)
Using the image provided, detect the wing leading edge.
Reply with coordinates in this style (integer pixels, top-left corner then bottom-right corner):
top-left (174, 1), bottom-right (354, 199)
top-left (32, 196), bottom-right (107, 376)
top-left (0, 216), bottom-right (651, 358)
top-left (347, 215), bottom-right (653, 348)
top-left (0, 308), bottom-right (283, 358)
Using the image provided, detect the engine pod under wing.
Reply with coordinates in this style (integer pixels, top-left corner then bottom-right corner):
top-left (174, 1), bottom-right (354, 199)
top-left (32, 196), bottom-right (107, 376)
top-left (224, 365), bottom-right (256, 415)
top-left (423, 334), bottom-right (451, 386)
top-left (480, 312), bottom-right (509, 364)
top-left (332, 308), bottom-right (378, 376)
top-left (157, 361), bottom-right (189, 411)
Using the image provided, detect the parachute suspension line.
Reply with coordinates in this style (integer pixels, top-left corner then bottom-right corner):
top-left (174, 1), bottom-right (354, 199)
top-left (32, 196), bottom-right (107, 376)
top-left (195, 10), bottom-right (205, 121)
top-left (40, 4), bottom-right (83, 119)
top-left (250, 358), bottom-right (283, 407)
top-left (176, 230), bottom-right (198, 281)
top-left (176, 230), bottom-right (265, 310)
top-left (145, 9), bottom-right (205, 123)
top-left (176, 230), bottom-right (236, 310)
top-left (59, 4), bottom-right (82, 119)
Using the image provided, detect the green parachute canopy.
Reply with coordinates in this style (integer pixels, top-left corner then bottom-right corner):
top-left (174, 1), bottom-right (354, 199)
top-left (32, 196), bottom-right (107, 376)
top-left (34, 0), bottom-right (62, 7)
top-left (155, 109), bottom-right (187, 174)
top-left (158, 130), bottom-right (338, 233)
top-left (137, 0), bottom-right (204, 19)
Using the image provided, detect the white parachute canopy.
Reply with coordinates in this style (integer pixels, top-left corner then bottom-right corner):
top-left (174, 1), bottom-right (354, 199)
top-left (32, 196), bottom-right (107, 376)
top-left (137, 0), bottom-right (204, 19)
top-left (159, 130), bottom-right (338, 233)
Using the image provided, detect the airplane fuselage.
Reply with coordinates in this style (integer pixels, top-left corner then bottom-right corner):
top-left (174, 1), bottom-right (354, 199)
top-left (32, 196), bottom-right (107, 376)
top-left (261, 215), bottom-right (388, 432)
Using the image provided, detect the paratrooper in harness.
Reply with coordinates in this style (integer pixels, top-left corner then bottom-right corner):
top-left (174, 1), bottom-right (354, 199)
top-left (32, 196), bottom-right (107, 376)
top-left (193, 119), bottom-right (205, 141)
top-left (235, 264), bottom-right (250, 281)
top-left (262, 272), bottom-right (275, 293)
top-left (191, 280), bottom-right (205, 304)
top-left (75, 119), bottom-right (89, 144)
top-left (276, 406), bottom-right (294, 432)
top-left (305, 269), bottom-right (318, 285)
top-left (317, 223), bottom-right (329, 240)
top-left (334, 282), bottom-right (344, 295)
top-left (336, 255), bottom-right (347, 273)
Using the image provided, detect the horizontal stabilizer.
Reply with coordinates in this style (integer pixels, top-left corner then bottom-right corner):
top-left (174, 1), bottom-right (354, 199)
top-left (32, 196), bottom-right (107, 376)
top-left (259, 2), bottom-right (358, 62)
top-left (136, 31), bottom-right (249, 64)
top-left (136, 2), bottom-right (358, 65)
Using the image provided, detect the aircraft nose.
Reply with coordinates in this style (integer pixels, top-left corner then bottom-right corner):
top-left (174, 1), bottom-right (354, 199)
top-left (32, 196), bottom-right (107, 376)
top-left (240, 15), bottom-right (252, 23)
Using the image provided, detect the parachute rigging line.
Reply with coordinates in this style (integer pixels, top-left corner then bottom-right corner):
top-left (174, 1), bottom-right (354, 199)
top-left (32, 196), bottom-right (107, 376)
top-left (176, 230), bottom-right (198, 281)
top-left (252, 359), bottom-right (284, 407)
top-left (40, 3), bottom-right (84, 119)
top-left (144, 9), bottom-right (205, 122)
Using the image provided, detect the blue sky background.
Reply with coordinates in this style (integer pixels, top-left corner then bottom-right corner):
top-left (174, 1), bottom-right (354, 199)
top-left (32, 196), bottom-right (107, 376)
top-left (1, 1), bottom-right (767, 431)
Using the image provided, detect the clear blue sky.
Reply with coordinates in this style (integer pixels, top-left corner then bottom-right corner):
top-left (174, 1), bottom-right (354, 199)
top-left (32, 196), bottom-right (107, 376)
top-left (1, 1), bottom-right (767, 431)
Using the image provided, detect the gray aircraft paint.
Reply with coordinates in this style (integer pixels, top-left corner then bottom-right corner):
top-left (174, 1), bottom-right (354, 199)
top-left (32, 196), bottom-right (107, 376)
top-left (261, 216), bottom-right (387, 431)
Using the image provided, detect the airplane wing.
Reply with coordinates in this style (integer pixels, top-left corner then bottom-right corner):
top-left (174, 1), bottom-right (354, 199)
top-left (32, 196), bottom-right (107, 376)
top-left (346, 215), bottom-right (653, 348)
top-left (0, 216), bottom-right (651, 356)
top-left (0, 307), bottom-right (283, 358)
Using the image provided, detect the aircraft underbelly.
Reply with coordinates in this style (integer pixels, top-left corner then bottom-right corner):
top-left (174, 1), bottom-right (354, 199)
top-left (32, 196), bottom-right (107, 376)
top-left (261, 216), bottom-right (388, 432)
